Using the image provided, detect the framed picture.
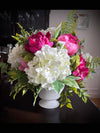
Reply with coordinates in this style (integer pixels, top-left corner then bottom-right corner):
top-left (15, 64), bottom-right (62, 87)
top-left (76, 13), bottom-right (89, 29)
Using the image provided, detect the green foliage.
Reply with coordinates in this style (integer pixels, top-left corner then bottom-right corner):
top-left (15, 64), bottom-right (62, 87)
top-left (32, 85), bottom-right (42, 106)
top-left (12, 23), bottom-right (30, 45)
top-left (59, 75), bottom-right (89, 108)
top-left (53, 10), bottom-right (78, 40)
top-left (61, 10), bottom-right (78, 34)
top-left (52, 80), bottom-right (65, 94)
top-left (70, 54), bottom-right (80, 71)
top-left (8, 69), bottom-right (29, 98)
top-left (59, 89), bottom-right (73, 109)
top-left (23, 52), bottom-right (34, 62)
top-left (17, 23), bottom-right (30, 37)
top-left (59, 84), bottom-right (89, 109)
top-left (52, 75), bottom-right (82, 109)
top-left (52, 75), bottom-right (80, 95)
top-left (0, 62), bottom-right (8, 74)
top-left (8, 68), bottom-right (42, 105)
top-left (62, 76), bottom-right (80, 89)
top-left (86, 56), bottom-right (100, 73)
top-left (52, 75), bottom-right (83, 109)
top-left (77, 88), bottom-right (89, 103)
top-left (78, 38), bottom-right (85, 54)
top-left (54, 26), bottom-right (61, 39)
top-left (8, 68), bottom-right (28, 83)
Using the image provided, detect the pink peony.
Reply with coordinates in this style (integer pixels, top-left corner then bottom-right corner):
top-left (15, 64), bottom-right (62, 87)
top-left (24, 31), bottom-right (53, 53)
top-left (73, 54), bottom-right (89, 82)
top-left (19, 59), bottom-right (29, 71)
top-left (57, 33), bottom-right (79, 56)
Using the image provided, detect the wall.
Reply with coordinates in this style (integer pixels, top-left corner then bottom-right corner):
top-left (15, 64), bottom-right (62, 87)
top-left (49, 10), bottom-right (100, 97)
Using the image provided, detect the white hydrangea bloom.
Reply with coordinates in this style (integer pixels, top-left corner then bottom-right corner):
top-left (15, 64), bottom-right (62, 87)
top-left (25, 45), bottom-right (71, 90)
top-left (7, 44), bottom-right (26, 68)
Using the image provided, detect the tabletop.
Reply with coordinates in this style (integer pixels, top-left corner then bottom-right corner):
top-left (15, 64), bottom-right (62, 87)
top-left (0, 76), bottom-right (100, 124)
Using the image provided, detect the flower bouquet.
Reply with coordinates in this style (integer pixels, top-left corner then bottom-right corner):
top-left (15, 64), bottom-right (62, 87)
top-left (0, 10), bottom-right (100, 109)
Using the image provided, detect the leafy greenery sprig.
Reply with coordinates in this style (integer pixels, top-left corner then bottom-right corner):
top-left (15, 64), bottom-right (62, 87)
top-left (12, 23), bottom-right (30, 45)
top-left (0, 62), bottom-right (41, 105)
top-left (86, 56), bottom-right (100, 73)
top-left (61, 10), bottom-right (78, 35)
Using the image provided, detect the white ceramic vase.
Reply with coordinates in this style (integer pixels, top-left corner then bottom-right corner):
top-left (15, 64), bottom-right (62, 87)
top-left (39, 89), bottom-right (60, 109)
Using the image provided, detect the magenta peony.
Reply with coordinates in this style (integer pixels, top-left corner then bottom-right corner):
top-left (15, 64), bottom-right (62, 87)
top-left (73, 55), bottom-right (89, 82)
top-left (24, 32), bottom-right (53, 54)
top-left (57, 33), bottom-right (79, 56)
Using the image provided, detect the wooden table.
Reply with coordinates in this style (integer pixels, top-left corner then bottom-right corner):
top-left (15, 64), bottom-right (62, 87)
top-left (0, 78), bottom-right (100, 124)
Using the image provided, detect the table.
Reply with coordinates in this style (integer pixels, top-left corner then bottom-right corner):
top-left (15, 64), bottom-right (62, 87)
top-left (0, 78), bottom-right (100, 124)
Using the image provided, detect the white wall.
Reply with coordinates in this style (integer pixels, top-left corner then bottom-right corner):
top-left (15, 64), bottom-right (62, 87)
top-left (49, 10), bottom-right (100, 97)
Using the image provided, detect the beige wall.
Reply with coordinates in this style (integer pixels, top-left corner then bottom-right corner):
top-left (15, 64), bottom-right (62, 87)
top-left (49, 10), bottom-right (100, 97)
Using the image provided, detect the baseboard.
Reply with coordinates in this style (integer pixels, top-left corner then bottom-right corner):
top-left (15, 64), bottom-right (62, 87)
top-left (86, 87), bottom-right (100, 98)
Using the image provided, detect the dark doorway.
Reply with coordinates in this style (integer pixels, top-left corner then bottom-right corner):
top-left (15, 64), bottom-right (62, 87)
top-left (0, 9), bottom-right (50, 46)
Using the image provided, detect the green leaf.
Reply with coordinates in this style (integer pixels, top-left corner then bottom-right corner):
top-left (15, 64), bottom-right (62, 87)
top-left (24, 52), bottom-right (34, 62)
top-left (33, 86), bottom-right (42, 106)
top-left (22, 88), bottom-right (29, 96)
top-left (54, 26), bottom-right (61, 39)
top-left (66, 103), bottom-right (73, 109)
top-left (12, 23), bottom-right (30, 45)
top-left (57, 41), bottom-right (66, 49)
top-left (77, 88), bottom-right (89, 104)
top-left (66, 98), bottom-right (71, 103)
top-left (70, 54), bottom-right (80, 71)
top-left (62, 76), bottom-right (80, 89)
top-left (82, 96), bottom-right (87, 103)
top-left (52, 80), bottom-right (65, 94)
top-left (13, 86), bottom-right (23, 100)
top-left (12, 35), bottom-right (19, 41)
top-left (68, 76), bottom-right (81, 80)
top-left (60, 101), bottom-right (66, 108)
top-left (59, 89), bottom-right (73, 109)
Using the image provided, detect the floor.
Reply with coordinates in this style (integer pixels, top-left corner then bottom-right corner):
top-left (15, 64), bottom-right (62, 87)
top-left (90, 98), bottom-right (100, 109)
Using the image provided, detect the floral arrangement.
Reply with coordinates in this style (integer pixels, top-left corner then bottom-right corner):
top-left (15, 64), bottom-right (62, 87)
top-left (0, 10), bottom-right (100, 109)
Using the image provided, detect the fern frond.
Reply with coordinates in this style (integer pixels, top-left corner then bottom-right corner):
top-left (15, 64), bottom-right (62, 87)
top-left (61, 10), bottom-right (78, 34)
top-left (88, 56), bottom-right (100, 68)
top-left (86, 56), bottom-right (100, 74)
